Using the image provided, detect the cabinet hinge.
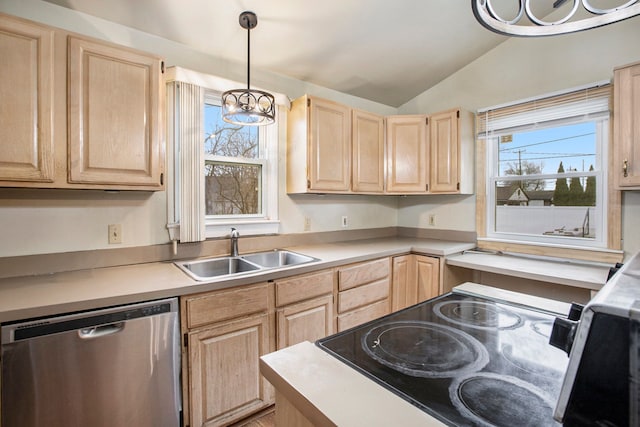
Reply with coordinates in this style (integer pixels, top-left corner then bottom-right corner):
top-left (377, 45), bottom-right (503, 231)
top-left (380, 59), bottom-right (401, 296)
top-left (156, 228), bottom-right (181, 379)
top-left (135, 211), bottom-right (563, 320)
top-left (307, 179), bottom-right (311, 189)
top-left (307, 98), bottom-right (311, 107)
top-left (160, 172), bottom-right (164, 186)
top-left (161, 61), bottom-right (165, 74)
top-left (457, 110), bottom-right (460, 118)
top-left (426, 183), bottom-right (429, 192)
top-left (457, 182), bottom-right (460, 190)
top-left (183, 333), bottom-right (188, 348)
top-left (426, 117), bottom-right (429, 125)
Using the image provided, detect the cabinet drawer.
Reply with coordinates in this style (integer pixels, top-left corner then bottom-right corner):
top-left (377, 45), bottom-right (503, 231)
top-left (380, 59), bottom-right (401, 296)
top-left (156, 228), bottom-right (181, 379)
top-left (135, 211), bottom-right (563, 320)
top-left (338, 258), bottom-right (390, 291)
top-left (337, 299), bottom-right (390, 332)
top-left (184, 282), bottom-right (270, 329)
top-left (275, 269), bottom-right (335, 307)
top-left (337, 278), bottom-right (389, 314)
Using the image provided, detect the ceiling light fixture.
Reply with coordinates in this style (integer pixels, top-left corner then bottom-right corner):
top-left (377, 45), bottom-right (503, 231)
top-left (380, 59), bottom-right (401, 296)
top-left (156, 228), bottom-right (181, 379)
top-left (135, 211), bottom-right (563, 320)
top-left (222, 11), bottom-right (275, 126)
top-left (472, 0), bottom-right (640, 37)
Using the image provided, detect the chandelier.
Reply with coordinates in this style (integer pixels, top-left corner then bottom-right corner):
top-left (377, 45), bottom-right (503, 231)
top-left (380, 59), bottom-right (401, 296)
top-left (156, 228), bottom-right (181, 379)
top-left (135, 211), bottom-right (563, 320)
top-left (472, 0), bottom-right (640, 37)
top-left (222, 11), bottom-right (275, 126)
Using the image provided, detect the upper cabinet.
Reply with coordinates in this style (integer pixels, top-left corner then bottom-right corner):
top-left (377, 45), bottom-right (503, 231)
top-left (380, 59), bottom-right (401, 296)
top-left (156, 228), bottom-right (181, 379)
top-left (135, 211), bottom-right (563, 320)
top-left (385, 115), bottom-right (429, 193)
top-left (352, 109), bottom-right (385, 193)
top-left (429, 109), bottom-right (474, 194)
top-left (287, 95), bottom-right (385, 194)
top-left (386, 109), bottom-right (474, 195)
top-left (67, 37), bottom-right (164, 188)
top-left (614, 61), bottom-right (640, 190)
top-left (287, 94), bottom-right (474, 196)
top-left (287, 95), bottom-right (351, 193)
top-left (0, 16), bottom-right (55, 183)
top-left (0, 13), bottom-right (165, 191)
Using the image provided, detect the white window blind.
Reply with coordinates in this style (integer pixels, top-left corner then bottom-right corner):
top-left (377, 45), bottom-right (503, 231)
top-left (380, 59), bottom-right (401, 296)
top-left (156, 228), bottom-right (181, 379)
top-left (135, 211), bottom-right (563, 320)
top-left (477, 83), bottom-right (612, 138)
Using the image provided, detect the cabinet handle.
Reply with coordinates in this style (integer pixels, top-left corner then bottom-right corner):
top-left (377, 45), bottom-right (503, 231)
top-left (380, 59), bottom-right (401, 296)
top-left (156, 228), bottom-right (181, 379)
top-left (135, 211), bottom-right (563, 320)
top-left (623, 159), bottom-right (628, 178)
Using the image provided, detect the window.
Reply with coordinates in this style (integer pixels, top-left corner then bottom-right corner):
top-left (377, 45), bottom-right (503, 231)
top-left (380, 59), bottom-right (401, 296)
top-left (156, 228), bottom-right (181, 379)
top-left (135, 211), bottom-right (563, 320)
top-left (202, 90), bottom-right (279, 236)
top-left (165, 70), bottom-right (281, 243)
top-left (477, 83), bottom-right (620, 254)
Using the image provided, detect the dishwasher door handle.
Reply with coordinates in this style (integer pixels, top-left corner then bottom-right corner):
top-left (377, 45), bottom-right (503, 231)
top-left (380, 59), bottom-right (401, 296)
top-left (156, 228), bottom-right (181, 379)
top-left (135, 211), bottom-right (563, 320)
top-left (78, 322), bottom-right (125, 339)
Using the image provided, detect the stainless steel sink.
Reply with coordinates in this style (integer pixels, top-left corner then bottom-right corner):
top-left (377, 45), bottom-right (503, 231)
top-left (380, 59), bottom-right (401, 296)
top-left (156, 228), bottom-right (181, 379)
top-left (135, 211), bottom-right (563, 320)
top-left (176, 257), bottom-right (261, 281)
top-left (241, 250), bottom-right (317, 268)
top-left (175, 250), bottom-right (319, 281)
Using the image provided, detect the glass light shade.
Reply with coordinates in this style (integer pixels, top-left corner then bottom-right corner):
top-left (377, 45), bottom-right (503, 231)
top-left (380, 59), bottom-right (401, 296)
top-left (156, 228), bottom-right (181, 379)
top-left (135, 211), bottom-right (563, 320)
top-left (221, 89), bottom-right (275, 126)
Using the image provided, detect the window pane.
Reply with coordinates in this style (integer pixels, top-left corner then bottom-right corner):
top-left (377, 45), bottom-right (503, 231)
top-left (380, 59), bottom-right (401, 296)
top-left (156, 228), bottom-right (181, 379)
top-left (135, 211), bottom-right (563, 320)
top-left (204, 103), bottom-right (259, 158)
top-left (494, 177), bottom-right (597, 239)
top-left (205, 163), bottom-right (261, 215)
top-left (498, 122), bottom-right (597, 177)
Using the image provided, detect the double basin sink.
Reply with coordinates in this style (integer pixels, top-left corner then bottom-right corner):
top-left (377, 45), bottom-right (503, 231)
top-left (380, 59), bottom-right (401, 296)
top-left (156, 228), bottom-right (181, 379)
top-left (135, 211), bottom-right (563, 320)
top-left (175, 250), bottom-right (319, 281)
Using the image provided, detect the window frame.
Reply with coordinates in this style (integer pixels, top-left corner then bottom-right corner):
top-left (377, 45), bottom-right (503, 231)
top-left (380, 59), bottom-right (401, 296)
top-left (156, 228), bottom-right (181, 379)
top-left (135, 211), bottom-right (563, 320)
top-left (484, 118), bottom-right (608, 249)
top-left (475, 84), bottom-right (622, 263)
top-left (202, 90), bottom-right (280, 238)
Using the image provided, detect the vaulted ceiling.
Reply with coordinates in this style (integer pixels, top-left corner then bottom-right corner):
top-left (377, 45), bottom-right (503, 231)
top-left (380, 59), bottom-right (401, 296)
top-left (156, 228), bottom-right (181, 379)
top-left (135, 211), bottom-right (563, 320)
top-left (43, 0), bottom-right (514, 107)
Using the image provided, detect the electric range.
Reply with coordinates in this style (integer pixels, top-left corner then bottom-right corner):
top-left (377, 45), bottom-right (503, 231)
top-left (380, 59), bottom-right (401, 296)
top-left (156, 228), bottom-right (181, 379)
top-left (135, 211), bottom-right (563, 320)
top-left (317, 288), bottom-right (569, 427)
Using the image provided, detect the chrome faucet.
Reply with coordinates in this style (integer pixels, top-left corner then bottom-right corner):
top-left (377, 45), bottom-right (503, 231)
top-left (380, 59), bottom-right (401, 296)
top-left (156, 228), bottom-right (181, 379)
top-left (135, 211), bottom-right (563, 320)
top-left (230, 227), bottom-right (239, 257)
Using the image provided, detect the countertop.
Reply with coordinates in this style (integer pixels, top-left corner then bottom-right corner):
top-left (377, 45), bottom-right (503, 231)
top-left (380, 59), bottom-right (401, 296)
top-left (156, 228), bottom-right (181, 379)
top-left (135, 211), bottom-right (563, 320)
top-left (446, 251), bottom-right (611, 291)
top-left (0, 238), bottom-right (475, 323)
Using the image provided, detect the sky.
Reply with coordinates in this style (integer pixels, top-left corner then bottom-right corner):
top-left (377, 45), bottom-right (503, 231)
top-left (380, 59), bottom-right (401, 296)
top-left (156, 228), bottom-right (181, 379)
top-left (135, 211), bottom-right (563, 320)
top-left (498, 121), bottom-right (597, 176)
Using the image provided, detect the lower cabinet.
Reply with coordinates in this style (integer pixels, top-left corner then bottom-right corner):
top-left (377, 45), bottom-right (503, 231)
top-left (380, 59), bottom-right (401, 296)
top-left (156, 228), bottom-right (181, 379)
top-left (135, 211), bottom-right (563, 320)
top-left (274, 269), bottom-right (336, 349)
top-left (337, 258), bottom-right (391, 332)
top-left (392, 254), bottom-right (441, 312)
top-left (179, 254), bottom-right (439, 426)
top-left (181, 282), bottom-right (275, 427)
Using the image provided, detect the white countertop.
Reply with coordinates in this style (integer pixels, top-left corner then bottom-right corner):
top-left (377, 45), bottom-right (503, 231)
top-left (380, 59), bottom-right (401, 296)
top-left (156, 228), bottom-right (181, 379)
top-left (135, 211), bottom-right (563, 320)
top-left (260, 341), bottom-right (447, 427)
top-left (446, 251), bottom-right (610, 291)
top-left (0, 238), bottom-right (475, 323)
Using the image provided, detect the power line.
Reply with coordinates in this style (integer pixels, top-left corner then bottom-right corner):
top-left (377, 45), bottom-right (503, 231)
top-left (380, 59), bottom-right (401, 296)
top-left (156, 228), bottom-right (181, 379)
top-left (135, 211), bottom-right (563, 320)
top-left (498, 132), bottom-right (595, 152)
top-left (500, 153), bottom-right (595, 162)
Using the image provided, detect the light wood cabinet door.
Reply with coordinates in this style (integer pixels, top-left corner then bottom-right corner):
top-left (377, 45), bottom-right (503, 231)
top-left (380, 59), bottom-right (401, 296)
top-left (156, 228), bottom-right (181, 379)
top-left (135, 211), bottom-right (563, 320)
top-left (392, 254), bottom-right (440, 312)
top-left (385, 115), bottom-right (429, 193)
top-left (0, 15), bottom-right (55, 183)
top-left (188, 313), bottom-right (274, 427)
top-left (614, 61), bottom-right (640, 189)
top-left (352, 109), bottom-right (384, 193)
top-left (429, 109), bottom-right (459, 193)
top-left (415, 255), bottom-right (441, 302)
top-left (309, 97), bottom-right (351, 191)
top-left (286, 95), bottom-right (351, 193)
top-left (68, 36), bottom-right (164, 189)
top-left (277, 294), bottom-right (334, 349)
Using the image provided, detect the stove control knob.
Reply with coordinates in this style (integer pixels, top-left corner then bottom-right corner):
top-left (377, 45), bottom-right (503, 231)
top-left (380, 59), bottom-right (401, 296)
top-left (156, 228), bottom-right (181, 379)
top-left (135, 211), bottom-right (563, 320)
top-left (549, 317), bottom-right (578, 355)
top-left (567, 303), bottom-right (584, 321)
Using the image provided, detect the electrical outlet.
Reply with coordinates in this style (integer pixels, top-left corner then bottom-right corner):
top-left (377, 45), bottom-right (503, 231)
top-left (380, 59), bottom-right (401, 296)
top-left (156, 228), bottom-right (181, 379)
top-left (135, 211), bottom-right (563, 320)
top-left (341, 216), bottom-right (348, 228)
top-left (428, 214), bottom-right (436, 226)
top-left (108, 224), bottom-right (122, 244)
top-left (304, 216), bottom-right (311, 231)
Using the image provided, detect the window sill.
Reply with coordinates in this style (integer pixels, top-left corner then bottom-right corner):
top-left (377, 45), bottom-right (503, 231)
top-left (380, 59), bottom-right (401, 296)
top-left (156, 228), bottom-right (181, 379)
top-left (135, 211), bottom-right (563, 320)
top-left (205, 219), bottom-right (280, 238)
top-left (476, 237), bottom-right (623, 264)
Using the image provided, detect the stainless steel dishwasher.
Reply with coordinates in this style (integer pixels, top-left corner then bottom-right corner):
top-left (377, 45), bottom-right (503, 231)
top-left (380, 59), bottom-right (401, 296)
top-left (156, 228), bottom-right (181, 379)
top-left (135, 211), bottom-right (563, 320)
top-left (1, 297), bottom-right (181, 427)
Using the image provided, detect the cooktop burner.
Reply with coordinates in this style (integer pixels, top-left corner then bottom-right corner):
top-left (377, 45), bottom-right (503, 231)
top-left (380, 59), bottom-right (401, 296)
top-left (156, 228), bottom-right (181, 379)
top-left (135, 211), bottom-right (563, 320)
top-left (450, 372), bottom-right (558, 427)
top-left (362, 320), bottom-right (489, 378)
top-left (317, 292), bottom-right (568, 426)
top-left (433, 300), bottom-right (524, 330)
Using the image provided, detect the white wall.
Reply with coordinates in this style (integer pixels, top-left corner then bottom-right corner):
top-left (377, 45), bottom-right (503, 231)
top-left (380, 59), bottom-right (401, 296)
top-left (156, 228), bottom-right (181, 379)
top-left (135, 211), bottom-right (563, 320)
top-left (397, 17), bottom-right (640, 259)
top-left (2, 1), bottom-right (639, 259)
top-left (0, 0), bottom-right (399, 257)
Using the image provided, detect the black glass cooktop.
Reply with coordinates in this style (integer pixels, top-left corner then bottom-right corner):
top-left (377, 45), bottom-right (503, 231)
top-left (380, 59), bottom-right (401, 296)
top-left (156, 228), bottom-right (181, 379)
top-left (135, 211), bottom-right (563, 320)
top-left (316, 292), bottom-right (569, 427)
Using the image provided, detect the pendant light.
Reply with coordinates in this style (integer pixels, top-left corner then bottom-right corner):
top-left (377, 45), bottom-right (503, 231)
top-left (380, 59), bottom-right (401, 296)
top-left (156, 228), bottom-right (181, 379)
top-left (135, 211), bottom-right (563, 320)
top-left (222, 11), bottom-right (275, 126)
top-left (472, 0), bottom-right (640, 37)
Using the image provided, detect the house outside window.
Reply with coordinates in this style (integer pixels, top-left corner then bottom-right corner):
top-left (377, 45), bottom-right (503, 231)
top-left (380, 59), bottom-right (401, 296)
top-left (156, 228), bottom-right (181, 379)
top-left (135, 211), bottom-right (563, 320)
top-left (477, 83), bottom-right (619, 254)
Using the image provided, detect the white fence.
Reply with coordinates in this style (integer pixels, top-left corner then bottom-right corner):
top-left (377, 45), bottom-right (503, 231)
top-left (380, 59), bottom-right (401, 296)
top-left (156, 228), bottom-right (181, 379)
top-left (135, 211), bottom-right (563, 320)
top-left (496, 205), bottom-right (596, 237)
